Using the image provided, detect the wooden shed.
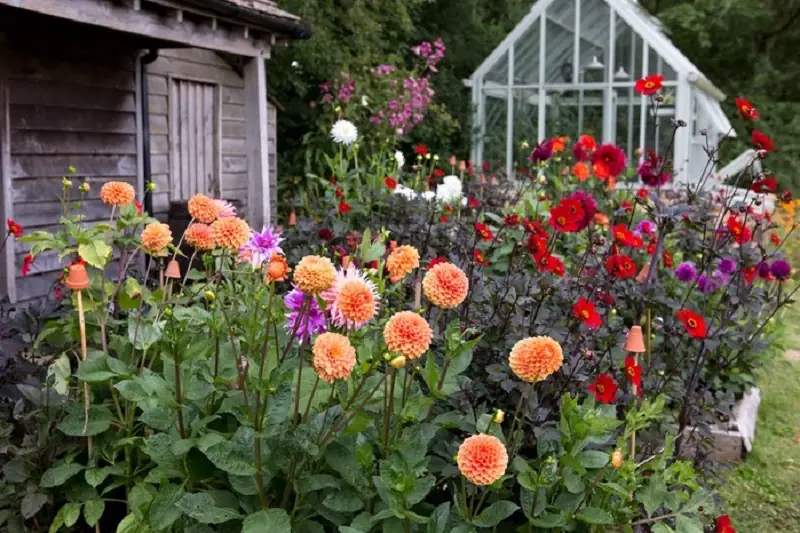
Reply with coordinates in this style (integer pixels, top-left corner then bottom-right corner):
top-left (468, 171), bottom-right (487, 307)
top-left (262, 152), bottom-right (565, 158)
top-left (0, 0), bottom-right (308, 305)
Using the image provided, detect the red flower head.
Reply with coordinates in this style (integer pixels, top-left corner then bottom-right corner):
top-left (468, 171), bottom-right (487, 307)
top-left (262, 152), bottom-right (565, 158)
top-left (676, 309), bottom-right (707, 339)
top-left (439, 215), bottom-right (449, 223)
top-left (662, 249), bottom-right (673, 268)
top-left (781, 190), bottom-right (793, 203)
top-left (21, 254), bottom-right (34, 277)
top-left (742, 265), bottom-right (757, 284)
top-left (6, 219), bottom-right (23, 238)
top-left (473, 249), bottom-right (488, 267)
top-left (482, 160), bottom-right (491, 172)
top-left (716, 515), bottom-right (736, 533)
top-left (428, 256), bottom-right (447, 270)
top-left (538, 255), bottom-right (565, 277)
top-left (318, 228), bottom-right (333, 242)
top-left (134, 200), bottom-right (144, 216)
top-left (335, 187), bottom-right (344, 198)
top-left (338, 200), bottom-right (351, 215)
top-left (611, 224), bottom-right (634, 246)
top-left (526, 233), bottom-right (549, 262)
top-left (591, 144), bottom-right (627, 180)
top-left (624, 356), bottom-right (642, 389)
top-left (637, 188), bottom-right (649, 201)
top-left (751, 177), bottom-right (777, 193)
top-left (573, 297), bottom-right (602, 329)
top-left (384, 177), bottom-right (397, 190)
top-left (475, 222), bottom-right (494, 241)
top-left (751, 129), bottom-right (775, 152)
top-left (726, 216), bottom-right (752, 244)
top-left (770, 232), bottom-right (781, 246)
top-left (605, 254), bottom-right (637, 279)
top-left (467, 197), bottom-right (480, 209)
top-left (414, 144), bottom-right (429, 157)
top-left (504, 213), bottom-right (520, 227)
top-left (589, 373), bottom-right (618, 404)
top-left (635, 74), bottom-right (664, 95)
top-left (434, 168), bottom-right (445, 178)
top-left (735, 97), bottom-right (758, 120)
top-left (549, 198), bottom-right (586, 233)
top-left (524, 218), bottom-right (547, 236)
top-left (578, 134), bottom-right (596, 152)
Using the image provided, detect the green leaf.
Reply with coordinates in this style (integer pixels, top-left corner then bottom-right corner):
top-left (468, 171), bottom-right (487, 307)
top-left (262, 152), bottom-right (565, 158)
top-left (149, 485), bottom-right (184, 530)
top-left (242, 509), bottom-right (292, 533)
top-left (57, 405), bottom-right (113, 436)
top-left (577, 450), bottom-right (609, 469)
top-left (675, 516), bottom-right (704, 533)
top-left (325, 441), bottom-right (370, 493)
top-left (50, 507), bottom-right (65, 533)
top-left (652, 524), bottom-right (675, 533)
top-left (40, 462), bottom-right (85, 488)
top-left (85, 465), bottom-right (123, 487)
top-left (598, 482), bottom-right (631, 499)
top-left (471, 501), bottom-right (519, 528)
top-left (62, 502), bottom-right (82, 527)
top-left (129, 484), bottom-right (154, 519)
top-left (427, 503), bottom-right (450, 533)
top-left (529, 513), bottom-right (566, 528)
top-left (21, 493), bottom-right (48, 519)
top-left (176, 492), bottom-right (241, 524)
top-left (299, 474), bottom-right (341, 493)
top-left (576, 507), bottom-right (613, 525)
top-left (84, 501), bottom-right (105, 527)
top-left (116, 513), bottom-right (148, 533)
top-left (202, 440), bottom-right (256, 476)
top-left (637, 475), bottom-right (668, 518)
top-left (323, 488), bottom-right (364, 513)
top-left (48, 354), bottom-right (71, 395)
top-left (563, 469), bottom-right (585, 494)
top-left (128, 315), bottom-right (164, 351)
top-left (78, 240), bottom-right (112, 269)
top-left (3, 459), bottom-right (31, 483)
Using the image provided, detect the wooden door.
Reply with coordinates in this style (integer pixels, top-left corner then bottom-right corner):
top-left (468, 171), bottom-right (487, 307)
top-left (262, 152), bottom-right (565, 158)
top-left (169, 79), bottom-right (219, 201)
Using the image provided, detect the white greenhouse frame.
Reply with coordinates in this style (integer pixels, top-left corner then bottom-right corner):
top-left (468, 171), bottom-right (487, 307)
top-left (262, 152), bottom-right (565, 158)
top-left (467, 0), bottom-right (734, 184)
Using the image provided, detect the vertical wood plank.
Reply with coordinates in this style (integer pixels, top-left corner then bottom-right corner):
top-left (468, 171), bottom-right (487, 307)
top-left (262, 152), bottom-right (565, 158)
top-left (215, 84), bottom-right (222, 197)
top-left (203, 86), bottom-right (213, 195)
top-left (188, 82), bottom-right (197, 196)
top-left (244, 53), bottom-right (269, 228)
top-left (0, 78), bottom-right (16, 303)
top-left (179, 81), bottom-right (189, 199)
top-left (169, 77), bottom-right (180, 201)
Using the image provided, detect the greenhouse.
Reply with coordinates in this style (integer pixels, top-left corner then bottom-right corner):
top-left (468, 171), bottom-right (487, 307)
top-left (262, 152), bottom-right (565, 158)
top-left (468, 0), bottom-right (734, 183)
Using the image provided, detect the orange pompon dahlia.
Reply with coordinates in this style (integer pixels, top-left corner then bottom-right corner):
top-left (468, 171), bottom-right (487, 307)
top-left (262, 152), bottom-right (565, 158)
top-left (312, 332), bottom-right (357, 383)
top-left (211, 217), bottom-right (250, 251)
top-left (141, 222), bottom-right (173, 254)
top-left (188, 194), bottom-right (222, 223)
top-left (508, 336), bottom-right (563, 383)
top-left (386, 245), bottom-right (420, 283)
top-left (100, 181), bottom-right (135, 207)
top-left (323, 267), bottom-right (379, 330)
top-left (383, 311), bottom-right (432, 360)
top-left (265, 253), bottom-right (291, 283)
top-left (294, 255), bottom-right (336, 295)
top-left (423, 262), bottom-right (469, 309)
top-left (457, 434), bottom-right (508, 486)
top-left (184, 223), bottom-right (215, 251)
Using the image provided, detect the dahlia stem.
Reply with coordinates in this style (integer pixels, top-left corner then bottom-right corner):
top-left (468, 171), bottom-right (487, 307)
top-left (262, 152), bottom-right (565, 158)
top-left (292, 343), bottom-right (305, 428)
top-left (383, 368), bottom-right (397, 453)
top-left (302, 375), bottom-right (320, 423)
top-left (507, 383), bottom-right (533, 459)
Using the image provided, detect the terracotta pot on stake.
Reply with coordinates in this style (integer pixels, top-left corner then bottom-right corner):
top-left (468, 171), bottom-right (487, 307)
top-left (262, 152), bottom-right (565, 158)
top-left (165, 259), bottom-right (181, 299)
top-left (624, 325), bottom-right (647, 458)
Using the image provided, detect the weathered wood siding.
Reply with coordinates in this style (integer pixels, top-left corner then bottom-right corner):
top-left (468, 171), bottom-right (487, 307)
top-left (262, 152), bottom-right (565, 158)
top-left (0, 19), bottom-right (138, 303)
top-left (149, 49), bottom-right (248, 217)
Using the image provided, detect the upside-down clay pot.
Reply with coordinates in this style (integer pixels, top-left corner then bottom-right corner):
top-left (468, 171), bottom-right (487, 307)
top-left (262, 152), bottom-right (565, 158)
top-left (288, 211), bottom-right (297, 227)
top-left (66, 264), bottom-right (90, 291)
top-left (624, 325), bottom-right (646, 353)
top-left (164, 259), bottom-right (181, 279)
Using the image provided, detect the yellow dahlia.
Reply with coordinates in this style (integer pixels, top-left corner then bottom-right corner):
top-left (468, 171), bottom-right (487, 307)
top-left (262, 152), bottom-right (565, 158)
top-left (294, 255), bottom-right (336, 295)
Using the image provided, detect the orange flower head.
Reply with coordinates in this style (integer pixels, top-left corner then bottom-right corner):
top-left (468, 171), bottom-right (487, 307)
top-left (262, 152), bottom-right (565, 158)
top-left (141, 222), bottom-right (173, 255)
top-left (457, 434), bottom-right (508, 486)
top-left (386, 245), bottom-right (420, 283)
top-left (509, 336), bottom-right (563, 382)
top-left (188, 194), bottom-right (222, 223)
top-left (323, 267), bottom-right (379, 329)
top-left (294, 255), bottom-right (336, 295)
top-left (100, 181), bottom-right (135, 207)
top-left (184, 223), bottom-right (215, 251)
top-left (383, 311), bottom-right (432, 360)
top-left (594, 213), bottom-right (610, 226)
top-left (265, 253), bottom-right (291, 283)
top-left (552, 136), bottom-right (569, 153)
top-left (573, 162), bottom-right (590, 181)
top-left (423, 262), bottom-right (469, 309)
top-left (211, 217), bottom-right (250, 251)
top-left (312, 332), bottom-right (356, 383)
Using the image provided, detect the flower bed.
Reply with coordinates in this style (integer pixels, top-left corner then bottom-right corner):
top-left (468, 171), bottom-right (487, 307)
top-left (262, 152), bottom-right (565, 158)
top-left (0, 58), bottom-right (795, 533)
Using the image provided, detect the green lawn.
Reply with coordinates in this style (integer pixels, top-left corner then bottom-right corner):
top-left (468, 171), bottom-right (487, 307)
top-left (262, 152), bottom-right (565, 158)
top-left (716, 311), bottom-right (800, 531)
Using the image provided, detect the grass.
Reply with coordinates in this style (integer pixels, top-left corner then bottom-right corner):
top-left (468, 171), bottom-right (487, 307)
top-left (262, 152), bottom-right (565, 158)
top-left (716, 306), bottom-right (800, 531)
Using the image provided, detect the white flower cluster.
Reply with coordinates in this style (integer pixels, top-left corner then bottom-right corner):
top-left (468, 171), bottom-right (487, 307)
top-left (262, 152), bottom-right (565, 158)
top-left (391, 175), bottom-right (463, 205)
top-left (330, 119), bottom-right (358, 145)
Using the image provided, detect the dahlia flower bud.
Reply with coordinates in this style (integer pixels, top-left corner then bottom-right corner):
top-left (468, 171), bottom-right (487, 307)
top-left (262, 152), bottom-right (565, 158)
top-left (611, 449), bottom-right (623, 469)
top-left (204, 290), bottom-right (216, 302)
top-left (62, 177), bottom-right (73, 189)
top-left (492, 409), bottom-right (505, 424)
top-left (79, 182), bottom-right (90, 193)
top-left (390, 355), bottom-right (406, 369)
top-left (537, 175), bottom-right (547, 185)
top-left (146, 181), bottom-right (157, 192)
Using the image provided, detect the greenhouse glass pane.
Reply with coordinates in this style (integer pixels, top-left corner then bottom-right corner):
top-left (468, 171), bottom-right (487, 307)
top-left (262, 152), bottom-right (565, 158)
top-left (514, 22), bottom-right (540, 85)
top-left (578, 0), bottom-right (610, 83)
top-left (482, 90), bottom-right (508, 172)
top-left (544, 0), bottom-right (577, 84)
top-left (544, 90), bottom-right (580, 138)
top-left (484, 50), bottom-right (509, 85)
top-left (579, 89), bottom-right (604, 139)
top-left (612, 19), bottom-right (638, 83)
top-left (649, 47), bottom-right (678, 81)
top-left (512, 88), bottom-right (539, 165)
top-left (613, 88), bottom-right (643, 164)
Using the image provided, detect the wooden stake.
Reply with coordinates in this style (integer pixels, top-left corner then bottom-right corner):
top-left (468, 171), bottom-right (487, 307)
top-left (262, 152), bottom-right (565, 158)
top-left (76, 291), bottom-right (92, 455)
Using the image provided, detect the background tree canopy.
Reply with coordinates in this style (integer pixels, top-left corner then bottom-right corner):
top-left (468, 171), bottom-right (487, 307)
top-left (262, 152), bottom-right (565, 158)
top-left (268, 0), bottom-right (800, 192)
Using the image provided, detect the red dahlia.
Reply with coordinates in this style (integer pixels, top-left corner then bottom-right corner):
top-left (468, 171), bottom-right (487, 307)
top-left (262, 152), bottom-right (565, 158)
top-left (735, 97), bottom-right (758, 120)
top-left (751, 129), bottom-right (775, 151)
top-left (634, 74), bottom-right (664, 95)
top-left (573, 296), bottom-right (602, 329)
top-left (590, 144), bottom-right (627, 180)
top-left (605, 254), bottom-right (637, 279)
top-left (676, 309), bottom-right (707, 339)
top-left (475, 222), bottom-right (494, 241)
top-left (384, 177), bottom-right (397, 190)
top-left (624, 356), bottom-right (642, 389)
top-left (589, 373), bottom-right (618, 404)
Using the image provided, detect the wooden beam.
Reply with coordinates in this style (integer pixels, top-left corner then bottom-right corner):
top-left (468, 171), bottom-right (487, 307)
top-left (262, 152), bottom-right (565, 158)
top-left (0, 63), bottom-right (16, 303)
top-left (243, 52), bottom-right (269, 228)
top-left (0, 0), bottom-right (269, 57)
